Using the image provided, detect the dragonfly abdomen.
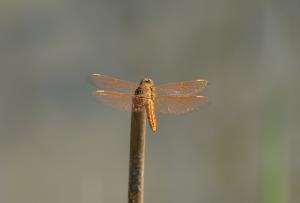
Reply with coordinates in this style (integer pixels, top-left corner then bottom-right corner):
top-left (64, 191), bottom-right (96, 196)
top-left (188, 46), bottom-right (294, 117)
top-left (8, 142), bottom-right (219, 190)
top-left (145, 99), bottom-right (157, 133)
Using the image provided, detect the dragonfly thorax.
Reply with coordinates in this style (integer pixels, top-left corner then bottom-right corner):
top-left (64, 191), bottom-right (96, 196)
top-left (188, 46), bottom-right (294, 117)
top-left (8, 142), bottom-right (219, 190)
top-left (134, 87), bottom-right (143, 95)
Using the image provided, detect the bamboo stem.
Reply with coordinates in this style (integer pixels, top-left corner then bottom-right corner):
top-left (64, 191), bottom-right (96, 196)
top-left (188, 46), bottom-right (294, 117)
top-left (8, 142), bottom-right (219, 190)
top-left (128, 109), bottom-right (147, 203)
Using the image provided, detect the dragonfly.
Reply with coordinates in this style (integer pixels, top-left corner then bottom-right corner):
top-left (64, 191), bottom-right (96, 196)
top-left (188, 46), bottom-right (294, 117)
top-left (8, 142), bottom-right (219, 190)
top-left (90, 73), bottom-right (209, 133)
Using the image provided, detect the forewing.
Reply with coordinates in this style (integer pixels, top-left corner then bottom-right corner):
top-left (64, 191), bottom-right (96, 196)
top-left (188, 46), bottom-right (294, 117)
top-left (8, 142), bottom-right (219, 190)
top-left (156, 80), bottom-right (208, 96)
top-left (90, 73), bottom-right (138, 93)
top-left (93, 90), bottom-right (144, 112)
top-left (155, 95), bottom-right (208, 114)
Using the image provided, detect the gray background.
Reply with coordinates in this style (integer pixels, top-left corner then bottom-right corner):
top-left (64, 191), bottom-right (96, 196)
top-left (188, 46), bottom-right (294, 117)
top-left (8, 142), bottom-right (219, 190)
top-left (1, 0), bottom-right (299, 203)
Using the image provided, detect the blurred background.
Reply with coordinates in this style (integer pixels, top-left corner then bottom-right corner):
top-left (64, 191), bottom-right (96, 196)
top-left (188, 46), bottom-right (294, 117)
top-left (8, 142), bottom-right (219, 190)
top-left (1, 0), bottom-right (299, 203)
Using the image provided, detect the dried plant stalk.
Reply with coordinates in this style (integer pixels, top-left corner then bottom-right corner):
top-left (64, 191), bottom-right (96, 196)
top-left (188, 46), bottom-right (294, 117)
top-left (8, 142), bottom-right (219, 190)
top-left (128, 109), bottom-right (146, 203)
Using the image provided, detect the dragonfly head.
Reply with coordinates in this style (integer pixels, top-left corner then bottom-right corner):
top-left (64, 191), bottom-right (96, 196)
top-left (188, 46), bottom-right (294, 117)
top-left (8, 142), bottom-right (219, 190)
top-left (140, 78), bottom-right (154, 87)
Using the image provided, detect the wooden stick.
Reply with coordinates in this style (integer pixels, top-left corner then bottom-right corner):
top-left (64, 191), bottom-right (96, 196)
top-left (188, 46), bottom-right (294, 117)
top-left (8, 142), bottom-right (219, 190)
top-left (128, 109), bottom-right (147, 203)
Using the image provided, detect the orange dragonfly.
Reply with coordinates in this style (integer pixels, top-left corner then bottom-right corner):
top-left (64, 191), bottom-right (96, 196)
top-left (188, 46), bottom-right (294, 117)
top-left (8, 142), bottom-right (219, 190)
top-left (90, 73), bottom-right (209, 133)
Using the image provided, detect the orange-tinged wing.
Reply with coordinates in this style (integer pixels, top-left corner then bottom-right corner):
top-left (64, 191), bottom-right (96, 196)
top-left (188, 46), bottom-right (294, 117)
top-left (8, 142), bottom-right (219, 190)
top-left (156, 80), bottom-right (208, 96)
top-left (155, 95), bottom-right (209, 114)
top-left (90, 73), bottom-right (138, 93)
top-left (93, 90), bottom-right (144, 112)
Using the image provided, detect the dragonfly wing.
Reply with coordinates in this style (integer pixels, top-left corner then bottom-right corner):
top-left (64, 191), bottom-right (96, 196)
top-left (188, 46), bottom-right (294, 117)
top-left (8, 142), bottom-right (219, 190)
top-left (90, 73), bottom-right (138, 93)
top-left (156, 79), bottom-right (208, 96)
top-left (155, 95), bottom-right (209, 114)
top-left (93, 90), bottom-right (144, 112)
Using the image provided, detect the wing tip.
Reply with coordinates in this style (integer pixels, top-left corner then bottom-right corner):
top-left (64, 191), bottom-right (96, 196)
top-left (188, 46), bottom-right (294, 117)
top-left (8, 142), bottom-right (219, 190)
top-left (196, 95), bottom-right (208, 99)
top-left (196, 79), bottom-right (209, 85)
top-left (91, 73), bottom-right (102, 77)
top-left (95, 90), bottom-right (105, 93)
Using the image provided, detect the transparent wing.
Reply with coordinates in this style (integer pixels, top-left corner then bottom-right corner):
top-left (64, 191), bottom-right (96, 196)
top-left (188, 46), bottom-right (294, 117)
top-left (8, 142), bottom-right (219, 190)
top-left (93, 90), bottom-right (144, 112)
top-left (155, 95), bottom-right (209, 114)
top-left (156, 79), bottom-right (208, 96)
top-left (89, 73), bottom-right (138, 93)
